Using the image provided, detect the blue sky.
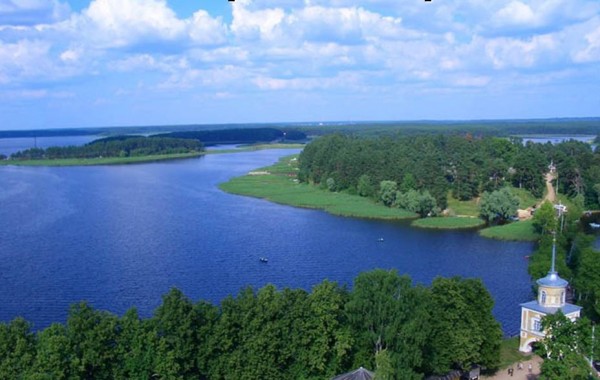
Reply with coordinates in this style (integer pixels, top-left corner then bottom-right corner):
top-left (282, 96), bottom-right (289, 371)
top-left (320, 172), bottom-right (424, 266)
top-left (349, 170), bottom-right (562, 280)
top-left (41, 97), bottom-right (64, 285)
top-left (0, 0), bottom-right (599, 130)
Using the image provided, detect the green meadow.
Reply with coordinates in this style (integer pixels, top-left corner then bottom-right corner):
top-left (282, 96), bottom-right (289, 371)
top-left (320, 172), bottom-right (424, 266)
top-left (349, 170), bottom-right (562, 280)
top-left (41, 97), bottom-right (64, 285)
top-left (219, 155), bottom-right (417, 220)
top-left (479, 219), bottom-right (539, 241)
top-left (412, 217), bottom-right (485, 230)
top-left (0, 152), bottom-right (204, 166)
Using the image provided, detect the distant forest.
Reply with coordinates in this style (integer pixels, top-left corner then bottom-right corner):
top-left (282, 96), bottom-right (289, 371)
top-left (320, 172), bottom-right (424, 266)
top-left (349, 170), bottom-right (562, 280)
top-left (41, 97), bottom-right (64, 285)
top-left (155, 127), bottom-right (306, 145)
top-left (0, 271), bottom-right (501, 380)
top-left (298, 134), bottom-right (600, 211)
top-left (8, 136), bottom-right (203, 160)
top-left (1, 118), bottom-right (599, 139)
top-left (4, 128), bottom-right (307, 161)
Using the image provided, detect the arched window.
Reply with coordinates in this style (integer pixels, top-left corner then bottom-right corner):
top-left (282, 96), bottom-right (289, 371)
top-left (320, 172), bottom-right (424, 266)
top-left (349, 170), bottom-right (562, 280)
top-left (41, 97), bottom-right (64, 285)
top-left (561, 291), bottom-right (565, 304)
top-left (541, 291), bottom-right (547, 304)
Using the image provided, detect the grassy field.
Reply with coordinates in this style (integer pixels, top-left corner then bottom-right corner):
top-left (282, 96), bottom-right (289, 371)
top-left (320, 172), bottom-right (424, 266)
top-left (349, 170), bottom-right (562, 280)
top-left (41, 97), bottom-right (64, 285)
top-left (498, 337), bottom-right (532, 370)
top-left (220, 155), bottom-right (417, 220)
top-left (479, 219), bottom-right (539, 241)
top-left (0, 152), bottom-right (205, 166)
top-left (207, 143), bottom-right (305, 154)
top-left (411, 216), bottom-right (485, 230)
top-left (510, 187), bottom-right (541, 209)
top-left (447, 196), bottom-right (480, 217)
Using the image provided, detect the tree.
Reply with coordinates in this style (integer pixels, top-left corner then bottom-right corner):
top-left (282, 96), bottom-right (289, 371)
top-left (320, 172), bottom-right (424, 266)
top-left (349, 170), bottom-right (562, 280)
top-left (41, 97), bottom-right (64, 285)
top-left (28, 323), bottom-right (71, 379)
top-left (539, 312), bottom-right (592, 380)
top-left (479, 188), bottom-right (520, 224)
top-left (326, 177), bottom-right (336, 192)
top-left (346, 270), bottom-right (429, 379)
top-left (425, 277), bottom-right (502, 374)
top-left (379, 181), bottom-right (398, 206)
top-left (0, 318), bottom-right (35, 378)
top-left (399, 173), bottom-right (417, 193)
top-left (532, 201), bottom-right (557, 235)
top-left (357, 174), bottom-right (375, 197)
top-left (65, 302), bottom-right (119, 379)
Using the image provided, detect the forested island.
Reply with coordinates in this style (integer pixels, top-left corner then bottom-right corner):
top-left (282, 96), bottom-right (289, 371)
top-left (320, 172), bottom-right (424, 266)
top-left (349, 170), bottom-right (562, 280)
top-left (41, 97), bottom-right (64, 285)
top-left (0, 128), bottom-right (306, 165)
top-left (222, 133), bottom-right (600, 240)
top-left (0, 271), bottom-right (502, 379)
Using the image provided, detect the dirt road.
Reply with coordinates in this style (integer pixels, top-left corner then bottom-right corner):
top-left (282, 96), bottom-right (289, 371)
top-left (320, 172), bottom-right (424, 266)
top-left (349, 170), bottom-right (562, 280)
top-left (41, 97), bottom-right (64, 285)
top-left (481, 356), bottom-right (542, 380)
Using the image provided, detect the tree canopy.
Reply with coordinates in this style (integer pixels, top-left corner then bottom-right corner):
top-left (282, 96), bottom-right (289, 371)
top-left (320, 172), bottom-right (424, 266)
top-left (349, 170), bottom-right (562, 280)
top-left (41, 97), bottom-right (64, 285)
top-left (0, 271), bottom-right (503, 379)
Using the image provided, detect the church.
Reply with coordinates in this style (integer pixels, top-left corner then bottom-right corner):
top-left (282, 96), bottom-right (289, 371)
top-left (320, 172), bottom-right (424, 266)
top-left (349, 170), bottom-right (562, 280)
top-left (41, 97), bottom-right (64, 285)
top-left (519, 236), bottom-right (582, 352)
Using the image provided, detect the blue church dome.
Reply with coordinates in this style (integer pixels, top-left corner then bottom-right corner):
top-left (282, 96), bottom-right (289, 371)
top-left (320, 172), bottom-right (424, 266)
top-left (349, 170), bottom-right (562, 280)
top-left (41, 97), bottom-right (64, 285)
top-left (537, 271), bottom-right (568, 288)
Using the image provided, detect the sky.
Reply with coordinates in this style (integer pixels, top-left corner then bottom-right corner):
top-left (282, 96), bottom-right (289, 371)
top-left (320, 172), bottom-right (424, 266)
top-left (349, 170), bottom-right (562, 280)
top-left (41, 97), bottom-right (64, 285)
top-left (0, 0), bottom-right (599, 130)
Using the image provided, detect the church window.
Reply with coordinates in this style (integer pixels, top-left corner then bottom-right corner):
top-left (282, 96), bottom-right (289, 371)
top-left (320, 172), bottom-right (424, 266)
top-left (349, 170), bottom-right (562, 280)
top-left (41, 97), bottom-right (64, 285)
top-left (541, 291), bottom-right (547, 304)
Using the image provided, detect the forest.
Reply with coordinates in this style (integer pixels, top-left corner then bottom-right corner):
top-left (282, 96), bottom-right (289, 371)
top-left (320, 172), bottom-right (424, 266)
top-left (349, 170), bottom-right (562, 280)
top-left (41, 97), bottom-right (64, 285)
top-left (298, 134), bottom-right (600, 215)
top-left (8, 136), bottom-right (204, 160)
top-left (156, 127), bottom-right (306, 145)
top-left (0, 271), bottom-right (501, 380)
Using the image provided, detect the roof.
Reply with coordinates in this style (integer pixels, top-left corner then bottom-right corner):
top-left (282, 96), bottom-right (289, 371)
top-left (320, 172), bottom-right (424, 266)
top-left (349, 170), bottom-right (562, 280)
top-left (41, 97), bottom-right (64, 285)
top-left (332, 367), bottom-right (375, 380)
top-left (537, 272), bottom-right (568, 288)
top-left (520, 300), bottom-right (582, 315)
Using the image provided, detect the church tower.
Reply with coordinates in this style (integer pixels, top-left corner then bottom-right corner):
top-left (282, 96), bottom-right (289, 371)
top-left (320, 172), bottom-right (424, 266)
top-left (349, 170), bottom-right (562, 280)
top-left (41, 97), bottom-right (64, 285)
top-left (519, 235), bottom-right (582, 352)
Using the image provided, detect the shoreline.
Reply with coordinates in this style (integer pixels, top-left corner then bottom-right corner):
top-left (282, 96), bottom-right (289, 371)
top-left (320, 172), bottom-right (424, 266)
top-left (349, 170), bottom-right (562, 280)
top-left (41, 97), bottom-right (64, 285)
top-left (0, 143), bottom-right (306, 167)
top-left (220, 155), bottom-right (540, 241)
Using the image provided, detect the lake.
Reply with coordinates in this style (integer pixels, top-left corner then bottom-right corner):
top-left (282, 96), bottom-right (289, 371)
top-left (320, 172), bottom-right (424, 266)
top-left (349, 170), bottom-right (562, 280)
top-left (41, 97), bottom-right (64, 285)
top-left (0, 149), bottom-right (534, 335)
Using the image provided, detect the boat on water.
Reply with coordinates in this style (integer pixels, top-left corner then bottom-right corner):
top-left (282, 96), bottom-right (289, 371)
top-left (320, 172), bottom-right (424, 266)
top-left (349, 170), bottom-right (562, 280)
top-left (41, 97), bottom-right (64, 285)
top-left (377, 238), bottom-right (384, 242)
top-left (589, 222), bottom-right (600, 228)
top-left (259, 257), bottom-right (268, 263)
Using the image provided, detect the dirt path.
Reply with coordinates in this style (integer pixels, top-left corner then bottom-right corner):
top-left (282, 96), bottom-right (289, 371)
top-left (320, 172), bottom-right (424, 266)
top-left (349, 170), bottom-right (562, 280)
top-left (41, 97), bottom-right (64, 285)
top-left (481, 356), bottom-right (542, 380)
top-left (544, 173), bottom-right (556, 204)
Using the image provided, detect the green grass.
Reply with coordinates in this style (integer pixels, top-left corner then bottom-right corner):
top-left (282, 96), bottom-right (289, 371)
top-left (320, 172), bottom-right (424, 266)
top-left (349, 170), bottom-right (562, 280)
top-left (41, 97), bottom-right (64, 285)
top-left (479, 219), bottom-right (539, 241)
top-left (0, 152), bottom-right (204, 166)
top-left (220, 155), bottom-right (417, 220)
top-left (207, 143), bottom-right (305, 154)
top-left (447, 196), bottom-right (480, 217)
top-left (411, 216), bottom-right (485, 230)
top-left (498, 337), bottom-right (532, 370)
top-left (510, 186), bottom-right (541, 209)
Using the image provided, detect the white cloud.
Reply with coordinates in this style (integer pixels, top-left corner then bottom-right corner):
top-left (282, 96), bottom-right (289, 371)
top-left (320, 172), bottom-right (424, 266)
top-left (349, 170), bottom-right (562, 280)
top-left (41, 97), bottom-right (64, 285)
top-left (485, 35), bottom-right (557, 69)
top-left (0, 0), bottom-right (70, 26)
top-left (573, 23), bottom-right (600, 63)
top-left (495, 1), bottom-right (537, 27)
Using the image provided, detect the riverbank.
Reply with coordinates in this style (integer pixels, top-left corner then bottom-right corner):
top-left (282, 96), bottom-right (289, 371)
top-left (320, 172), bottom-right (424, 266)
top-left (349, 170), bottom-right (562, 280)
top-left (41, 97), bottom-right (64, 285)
top-left (0, 143), bottom-right (306, 167)
top-left (220, 155), bottom-right (543, 241)
top-left (411, 216), bottom-right (485, 229)
top-left (219, 155), bottom-right (417, 220)
top-left (0, 152), bottom-right (205, 166)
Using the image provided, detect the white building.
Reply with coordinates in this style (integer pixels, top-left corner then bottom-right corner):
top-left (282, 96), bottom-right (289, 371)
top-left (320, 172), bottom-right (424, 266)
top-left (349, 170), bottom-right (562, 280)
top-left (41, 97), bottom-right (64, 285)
top-left (519, 236), bottom-right (581, 352)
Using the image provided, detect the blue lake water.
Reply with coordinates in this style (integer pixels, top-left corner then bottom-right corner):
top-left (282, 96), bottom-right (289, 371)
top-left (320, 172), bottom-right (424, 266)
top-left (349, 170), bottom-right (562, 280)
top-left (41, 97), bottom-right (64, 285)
top-left (0, 149), bottom-right (534, 335)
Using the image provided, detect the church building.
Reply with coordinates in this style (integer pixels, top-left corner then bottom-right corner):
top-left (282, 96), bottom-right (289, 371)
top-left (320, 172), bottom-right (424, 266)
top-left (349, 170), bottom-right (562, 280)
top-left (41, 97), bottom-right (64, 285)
top-left (519, 236), bottom-right (582, 352)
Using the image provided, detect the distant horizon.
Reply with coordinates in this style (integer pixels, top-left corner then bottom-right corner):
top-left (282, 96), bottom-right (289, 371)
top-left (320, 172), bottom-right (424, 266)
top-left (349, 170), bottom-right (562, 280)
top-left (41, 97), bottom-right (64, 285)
top-left (2, 116), bottom-right (600, 133)
top-left (1, 1), bottom-right (599, 130)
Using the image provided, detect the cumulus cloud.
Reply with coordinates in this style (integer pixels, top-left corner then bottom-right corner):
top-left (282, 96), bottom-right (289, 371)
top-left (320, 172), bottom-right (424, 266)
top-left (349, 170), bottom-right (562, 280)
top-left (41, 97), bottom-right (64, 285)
top-left (0, 0), bottom-right (70, 26)
top-left (1, 0), bottom-right (599, 127)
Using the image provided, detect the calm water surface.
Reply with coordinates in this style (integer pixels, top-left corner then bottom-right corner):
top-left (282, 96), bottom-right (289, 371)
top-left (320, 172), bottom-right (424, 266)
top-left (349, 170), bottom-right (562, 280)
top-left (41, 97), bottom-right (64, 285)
top-left (0, 149), bottom-right (534, 334)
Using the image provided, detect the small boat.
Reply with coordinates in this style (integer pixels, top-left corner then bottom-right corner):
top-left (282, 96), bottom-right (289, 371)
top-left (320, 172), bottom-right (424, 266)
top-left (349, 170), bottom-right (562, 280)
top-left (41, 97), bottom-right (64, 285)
top-left (377, 238), bottom-right (384, 242)
top-left (259, 257), bottom-right (268, 263)
top-left (589, 223), bottom-right (600, 229)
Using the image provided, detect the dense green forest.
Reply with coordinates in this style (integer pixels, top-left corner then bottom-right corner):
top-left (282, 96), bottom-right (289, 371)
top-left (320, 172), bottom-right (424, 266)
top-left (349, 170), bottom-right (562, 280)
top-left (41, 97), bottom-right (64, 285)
top-left (1, 118), bottom-right (599, 139)
top-left (9, 136), bottom-right (203, 160)
top-left (298, 134), bottom-right (600, 215)
top-left (0, 271), bottom-right (501, 380)
top-left (155, 128), bottom-right (306, 145)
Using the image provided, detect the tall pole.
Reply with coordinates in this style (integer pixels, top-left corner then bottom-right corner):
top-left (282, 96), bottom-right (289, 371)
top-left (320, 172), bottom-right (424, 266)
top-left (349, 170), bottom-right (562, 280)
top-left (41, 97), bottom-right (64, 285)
top-left (592, 323), bottom-right (595, 367)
